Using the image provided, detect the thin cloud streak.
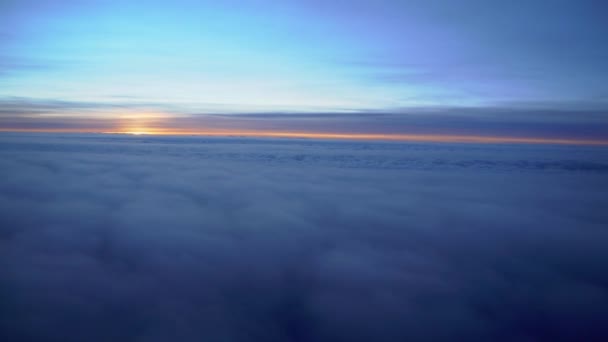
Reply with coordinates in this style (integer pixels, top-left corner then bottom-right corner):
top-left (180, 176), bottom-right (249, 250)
top-left (2, 129), bottom-right (607, 146)
top-left (1, 97), bottom-right (607, 145)
top-left (105, 131), bottom-right (608, 146)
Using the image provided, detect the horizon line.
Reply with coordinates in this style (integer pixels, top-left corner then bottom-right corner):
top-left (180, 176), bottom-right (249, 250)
top-left (1, 128), bottom-right (607, 146)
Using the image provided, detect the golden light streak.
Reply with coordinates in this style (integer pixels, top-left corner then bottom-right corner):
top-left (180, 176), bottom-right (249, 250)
top-left (2, 128), bottom-right (607, 145)
top-left (99, 128), bottom-right (608, 146)
top-left (125, 131), bottom-right (151, 135)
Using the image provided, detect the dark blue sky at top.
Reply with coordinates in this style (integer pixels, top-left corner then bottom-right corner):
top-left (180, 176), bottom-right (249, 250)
top-left (0, 0), bottom-right (607, 136)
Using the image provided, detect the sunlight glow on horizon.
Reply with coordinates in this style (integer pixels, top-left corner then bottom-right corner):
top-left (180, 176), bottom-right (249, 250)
top-left (2, 128), bottom-right (606, 146)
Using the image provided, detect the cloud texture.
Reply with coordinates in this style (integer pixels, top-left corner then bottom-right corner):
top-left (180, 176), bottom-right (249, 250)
top-left (1, 133), bottom-right (608, 341)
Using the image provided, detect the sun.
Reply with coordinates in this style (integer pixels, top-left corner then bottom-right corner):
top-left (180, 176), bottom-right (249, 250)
top-left (125, 131), bottom-right (151, 135)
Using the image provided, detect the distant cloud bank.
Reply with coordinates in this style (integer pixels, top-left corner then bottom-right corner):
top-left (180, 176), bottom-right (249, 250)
top-left (1, 97), bottom-right (608, 145)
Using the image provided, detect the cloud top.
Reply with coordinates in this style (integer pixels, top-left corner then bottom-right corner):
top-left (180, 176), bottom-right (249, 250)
top-left (1, 133), bottom-right (608, 341)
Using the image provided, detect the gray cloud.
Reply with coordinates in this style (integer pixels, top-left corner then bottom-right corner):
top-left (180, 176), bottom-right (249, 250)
top-left (2, 97), bottom-right (608, 142)
top-left (0, 133), bottom-right (607, 341)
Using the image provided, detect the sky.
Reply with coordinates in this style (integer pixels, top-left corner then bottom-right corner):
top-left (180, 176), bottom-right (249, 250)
top-left (1, 0), bottom-right (607, 143)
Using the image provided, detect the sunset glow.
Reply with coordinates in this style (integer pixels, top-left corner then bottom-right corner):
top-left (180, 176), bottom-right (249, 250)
top-left (125, 131), bottom-right (151, 135)
top-left (98, 131), bottom-right (608, 145)
top-left (2, 1), bottom-right (608, 341)
top-left (1, 127), bottom-right (603, 146)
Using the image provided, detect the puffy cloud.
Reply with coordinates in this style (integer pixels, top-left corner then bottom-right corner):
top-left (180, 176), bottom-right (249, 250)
top-left (0, 133), bottom-right (607, 341)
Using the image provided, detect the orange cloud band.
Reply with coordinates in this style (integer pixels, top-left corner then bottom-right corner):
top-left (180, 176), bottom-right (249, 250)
top-left (2, 128), bottom-right (607, 145)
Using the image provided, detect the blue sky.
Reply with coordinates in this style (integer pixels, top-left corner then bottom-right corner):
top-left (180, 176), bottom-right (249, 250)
top-left (1, 0), bottom-right (607, 141)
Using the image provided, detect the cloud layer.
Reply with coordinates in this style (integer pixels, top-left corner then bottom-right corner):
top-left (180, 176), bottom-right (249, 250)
top-left (2, 97), bottom-right (608, 143)
top-left (1, 133), bottom-right (608, 341)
